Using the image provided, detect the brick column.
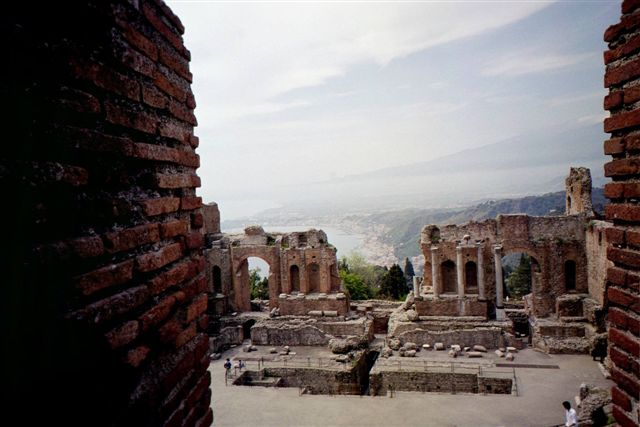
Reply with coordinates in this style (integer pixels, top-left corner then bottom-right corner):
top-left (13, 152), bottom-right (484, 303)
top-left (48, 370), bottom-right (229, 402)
top-left (1, 2), bottom-right (212, 426)
top-left (603, 2), bottom-right (640, 426)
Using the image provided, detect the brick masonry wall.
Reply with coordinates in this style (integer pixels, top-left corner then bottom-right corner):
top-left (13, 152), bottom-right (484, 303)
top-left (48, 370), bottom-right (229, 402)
top-left (603, 2), bottom-right (640, 426)
top-left (1, 2), bottom-right (211, 426)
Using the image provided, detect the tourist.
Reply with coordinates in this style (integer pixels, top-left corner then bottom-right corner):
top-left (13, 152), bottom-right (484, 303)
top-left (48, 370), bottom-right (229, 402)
top-left (236, 359), bottom-right (245, 371)
top-left (224, 358), bottom-right (232, 378)
top-left (562, 401), bottom-right (578, 427)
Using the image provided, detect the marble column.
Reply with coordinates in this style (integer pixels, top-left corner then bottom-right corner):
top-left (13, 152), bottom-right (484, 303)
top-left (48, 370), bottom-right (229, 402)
top-left (412, 276), bottom-right (420, 298)
top-left (493, 245), bottom-right (505, 320)
top-left (456, 245), bottom-right (465, 298)
top-left (477, 243), bottom-right (485, 300)
top-left (430, 246), bottom-right (439, 298)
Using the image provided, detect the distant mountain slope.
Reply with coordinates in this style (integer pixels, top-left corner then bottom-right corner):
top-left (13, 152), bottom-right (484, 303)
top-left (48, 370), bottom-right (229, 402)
top-left (377, 187), bottom-right (605, 261)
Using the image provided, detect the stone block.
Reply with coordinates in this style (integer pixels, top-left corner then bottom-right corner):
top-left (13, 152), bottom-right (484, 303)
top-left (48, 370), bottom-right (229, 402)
top-left (473, 344), bottom-right (487, 352)
top-left (434, 342), bottom-right (445, 350)
top-left (467, 351), bottom-right (483, 358)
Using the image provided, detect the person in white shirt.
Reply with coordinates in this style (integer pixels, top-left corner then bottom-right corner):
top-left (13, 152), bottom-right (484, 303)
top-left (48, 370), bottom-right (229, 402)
top-left (562, 401), bottom-right (578, 427)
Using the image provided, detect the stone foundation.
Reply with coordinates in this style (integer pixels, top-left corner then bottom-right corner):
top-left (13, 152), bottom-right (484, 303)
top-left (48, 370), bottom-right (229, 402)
top-left (279, 293), bottom-right (350, 316)
top-left (415, 296), bottom-right (488, 317)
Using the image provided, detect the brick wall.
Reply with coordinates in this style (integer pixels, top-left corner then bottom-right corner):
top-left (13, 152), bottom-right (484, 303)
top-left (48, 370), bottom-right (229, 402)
top-left (1, 1), bottom-right (211, 426)
top-left (603, 2), bottom-right (640, 426)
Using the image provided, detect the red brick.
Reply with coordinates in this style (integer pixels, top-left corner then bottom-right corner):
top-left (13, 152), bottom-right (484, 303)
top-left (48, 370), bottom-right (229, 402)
top-left (612, 405), bottom-right (638, 427)
top-left (605, 182), bottom-right (625, 199)
top-left (73, 286), bottom-right (149, 324)
top-left (122, 25), bottom-right (158, 61)
top-left (155, 173), bottom-right (201, 189)
top-left (158, 47), bottom-right (192, 82)
top-left (191, 213), bottom-right (203, 229)
top-left (186, 294), bottom-right (208, 323)
top-left (613, 386), bottom-right (633, 412)
top-left (609, 286), bottom-right (640, 313)
top-left (70, 57), bottom-right (140, 101)
top-left (186, 93), bottom-right (196, 109)
top-left (195, 408), bottom-right (213, 427)
top-left (624, 85), bottom-right (640, 105)
top-left (74, 259), bottom-right (134, 296)
top-left (168, 99), bottom-right (197, 125)
top-left (605, 108), bottom-right (640, 133)
top-left (136, 243), bottom-right (183, 272)
top-left (119, 47), bottom-right (156, 78)
top-left (610, 345), bottom-right (636, 373)
top-left (605, 32), bottom-right (640, 64)
top-left (197, 314), bottom-right (209, 331)
top-left (140, 197), bottom-right (181, 216)
top-left (141, 82), bottom-right (167, 109)
top-left (105, 102), bottom-right (158, 134)
top-left (193, 255), bottom-right (205, 273)
top-left (181, 196), bottom-right (202, 210)
top-left (160, 219), bottom-right (189, 239)
top-left (622, 0), bottom-right (640, 14)
top-left (68, 235), bottom-right (104, 258)
top-left (158, 117), bottom-right (191, 142)
top-left (186, 231), bottom-right (204, 249)
top-left (103, 223), bottom-right (160, 253)
top-left (147, 260), bottom-right (193, 295)
top-left (604, 158), bottom-right (640, 176)
top-left (105, 320), bottom-right (139, 349)
top-left (188, 135), bottom-right (199, 148)
top-left (611, 366), bottom-right (640, 399)
top-left (606, 204), bottom-right (640, 222)
top-left (608, 246), bottom-right (640, 268)
top-left (606, 227), bottom-right (626, 245)
top-left (131, 142), bottom-right (195, 167)
top-left (175, 322), bottom-right (197, 348)
top-left (177, 150), bottom-right (200, 168)
top-left (605, 91), bottom-right (624, 110)
top-left (58, 86), bottom-right (101, 114)
top-left (611, 326), bottom-right (640, 355)
top-left (625, 133), bottom-right (640, 150)
top-left (158, 317), bottom-right (182, 345)
top-left (610, 307), bottom-right (640, 336)
top-left (155, 0), bottom-right (186, 34)
top-left (139, 295), bottom-right (176, 331)
top-left (124, 345), bottom-right (151, 368)
top-left (608, 266), bottom-right (629, 286)
top-left (142, 3), bottom-right (188, 59)
top-left (182, 275), bottom-right (207, 300)
top-left (154, 69), bottom-right (187, 102)
top-left (626, 229), bottom-right (640, 249)
top-left (605, 57), bottom-right (640, 87)
top-left (605, 14), bottom-right (640, 43)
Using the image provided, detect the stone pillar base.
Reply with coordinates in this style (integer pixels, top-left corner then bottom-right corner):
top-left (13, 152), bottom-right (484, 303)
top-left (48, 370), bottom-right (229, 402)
top-left (496, 308), bottom-right (506, 321)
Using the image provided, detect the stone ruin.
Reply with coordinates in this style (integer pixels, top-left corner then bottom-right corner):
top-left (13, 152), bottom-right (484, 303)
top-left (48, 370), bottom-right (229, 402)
top-left (391, 167), bottom-right (611, 355)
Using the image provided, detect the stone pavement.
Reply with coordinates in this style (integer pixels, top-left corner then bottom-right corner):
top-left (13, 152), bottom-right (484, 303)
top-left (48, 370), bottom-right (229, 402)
top-left (209, 345), bottom-right (612, 427)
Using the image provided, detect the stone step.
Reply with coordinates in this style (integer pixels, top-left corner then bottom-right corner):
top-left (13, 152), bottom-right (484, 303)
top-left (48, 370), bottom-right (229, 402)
top-left (244, 376), bottom-right (283, 387)
top-left (559, 316), bottom-right (588, 323)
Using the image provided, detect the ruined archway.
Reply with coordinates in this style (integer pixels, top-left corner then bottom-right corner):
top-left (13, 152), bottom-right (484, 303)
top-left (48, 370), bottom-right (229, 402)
top-left (441, 260), bottom-right (456, 294)
top-left (564, 260), bottom-right (576, 291)
top-left (465, 261), bottom-right (478, 294)
top-left (212, 265), bottom-right (222, 294)
top-left (290, 264), bottom-right (300, 293)
top-left (307, 262), bottom-right (321, 293)
top-left (501, 252), bottom-right (540, 300)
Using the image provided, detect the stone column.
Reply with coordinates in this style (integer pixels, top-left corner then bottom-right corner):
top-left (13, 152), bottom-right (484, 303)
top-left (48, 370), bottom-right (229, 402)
top-left (493, 245), bottom-right (505, 320)
top-left (477, 243), bottom-right (485, 300)
top-left (456, 245), bottom-right (465, 298)
top-left (430, 246), bottom-right (439, 298)
top-left (412, 276), bottom-right (420, 297)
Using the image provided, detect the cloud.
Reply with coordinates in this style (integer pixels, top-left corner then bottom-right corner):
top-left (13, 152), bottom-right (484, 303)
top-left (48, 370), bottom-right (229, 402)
top-left (546, 91), bottom-right (604, 107)
top-left (171, 2), bottom-right (550, 123)
top-left (482, 52), bottom-right (596, 77)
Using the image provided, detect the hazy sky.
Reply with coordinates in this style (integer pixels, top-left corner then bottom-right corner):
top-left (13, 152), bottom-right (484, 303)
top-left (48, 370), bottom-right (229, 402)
top-left (168, 1), bottom-right (618, 219)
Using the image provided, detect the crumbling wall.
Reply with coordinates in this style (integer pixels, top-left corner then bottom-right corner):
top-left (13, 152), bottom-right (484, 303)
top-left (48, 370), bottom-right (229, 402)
top-left (566, 167), bottom-right (596, 216)
top-left (585, 221), bottom-right (613, 306)
top-left (1, 2), bottom-right (211, 426)
top-left (603, 3), bottom-right (640, 426)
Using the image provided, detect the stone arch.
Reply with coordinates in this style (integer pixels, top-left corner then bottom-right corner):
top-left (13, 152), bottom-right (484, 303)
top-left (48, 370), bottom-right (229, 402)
top-left (501, 249), bottom-right (541, 300)
top-left (465, 261), bottom-right (478, 293)
top-left (441, 260), bottom-right (456, 294)
top-left (212, 265), bottom-right (222, 294)
top-left (307, 262), bottom-right (321, 293)
top-left (290, 264), bottom-right (300, 293)
top-left (564, 260), bottom-right (576, 291)
top-left (231, 247), bottom-right (281, 312)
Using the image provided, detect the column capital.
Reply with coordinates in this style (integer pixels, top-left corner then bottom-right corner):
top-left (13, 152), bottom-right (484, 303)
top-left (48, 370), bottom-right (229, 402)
top-left (455, 245), bottom-right (463, 252)
top-left (492, 244), bottom-right (503, 252)
top-left (430, 245), bottom-right (439, 252)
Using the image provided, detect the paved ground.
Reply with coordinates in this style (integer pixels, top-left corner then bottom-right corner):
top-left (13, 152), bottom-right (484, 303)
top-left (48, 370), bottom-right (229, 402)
top-left (209, 344), bottom-right (612, 427)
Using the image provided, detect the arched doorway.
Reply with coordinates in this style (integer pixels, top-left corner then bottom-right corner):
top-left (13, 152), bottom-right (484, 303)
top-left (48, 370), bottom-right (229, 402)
top-left (308, 262), bottom-right (320, 292)
top-left (465, 261), bottom-right (478, 294)
top-left (502, 252), bottom-right (540, 300)
top-left (212, 265), bottom-right (222, 294)
top-left (247, 257), bottom-right (270, 301)
top-left (565, 260), bottom-right (576, 291)
top-left (441, 260), bottom-right (456, 294)
top-left (290, 265), bottom-right (300, 293)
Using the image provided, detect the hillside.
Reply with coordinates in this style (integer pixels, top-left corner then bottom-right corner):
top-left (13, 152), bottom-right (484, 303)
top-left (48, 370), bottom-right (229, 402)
top-left (376, 187), bottom-right (605, 261)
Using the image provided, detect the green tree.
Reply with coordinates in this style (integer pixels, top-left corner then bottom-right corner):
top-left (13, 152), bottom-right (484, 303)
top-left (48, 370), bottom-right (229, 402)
top-left (506, 254), bottom-right (531, 299)
top-left (249, 267), bottom-right (269, 300)
top-left (339, 270), bottom-right (371, 300)
top-left (338, 252), bottom-right (386, 298)
top-left (404, 257), bottom-right (415, 277)
top-left (379, 264), bottom-right (406, 300)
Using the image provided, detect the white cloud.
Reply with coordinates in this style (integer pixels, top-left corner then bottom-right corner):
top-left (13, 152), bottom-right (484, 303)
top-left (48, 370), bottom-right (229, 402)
top-left (171, 2), bottom-right (550, 123)
top-left (482, 52), bottom-right (595, 77)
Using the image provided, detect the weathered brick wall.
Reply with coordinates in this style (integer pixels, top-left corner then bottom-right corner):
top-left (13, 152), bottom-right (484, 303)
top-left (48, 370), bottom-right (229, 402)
top-left (1, 1), bottom-right (211, 426)
top-left (603, 2), bottom-right (640, 426)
